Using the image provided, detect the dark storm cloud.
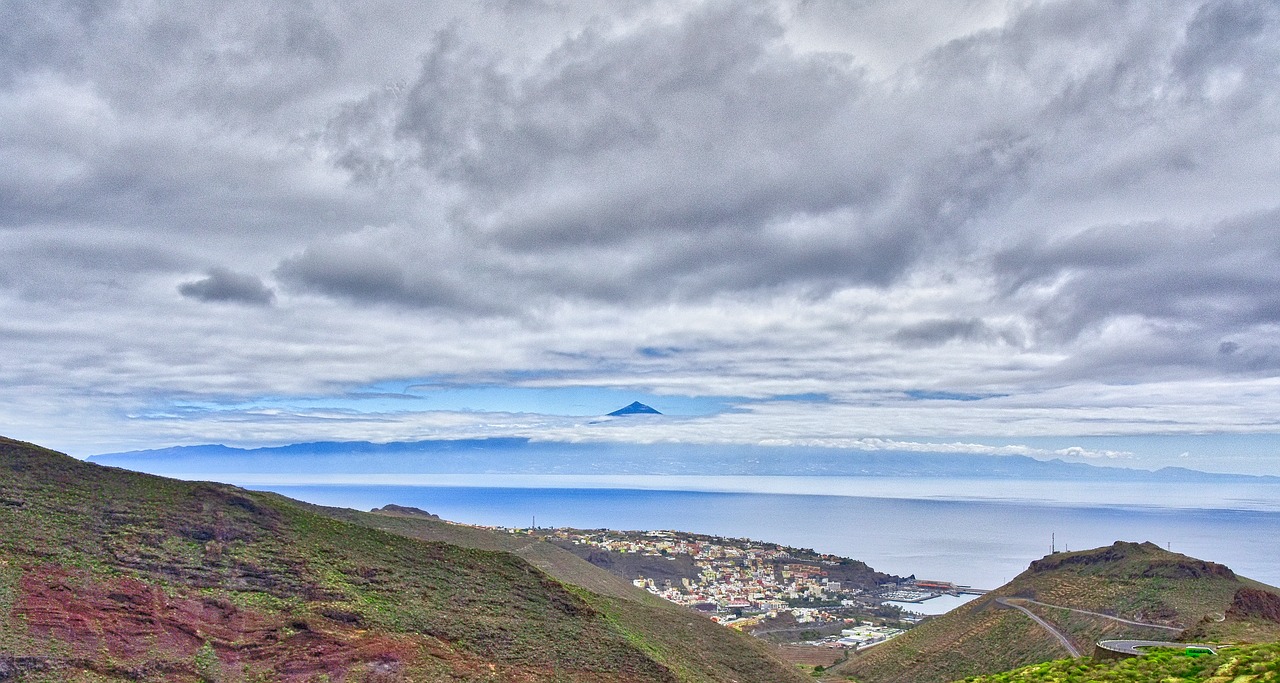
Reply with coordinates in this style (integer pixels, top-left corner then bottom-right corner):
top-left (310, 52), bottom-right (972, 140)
top-left (178, 268), bottom-right (275, 306)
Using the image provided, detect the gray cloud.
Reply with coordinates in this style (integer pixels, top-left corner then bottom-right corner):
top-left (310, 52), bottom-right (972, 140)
top-left (1175, 0), bottom-right (1278, 89)
top-left (307, 1), bottom-right (1054, 306)
top-left (179, 268), bottom-right (275, 306)
top-left (0, 234), bottom-right (191, 303)
top-left (892, 318), bottom-right (1021, 348)
top-left (309, 0), bottom-right (1280, 317)
top-left (996, 210), bottom-right (1280, 334)
top-left (3, 0), bottom-right (1280, 461)
top-left (272, 231), bottom-right (503, 312)
top-left (277, 244), bottom-right (409, 304)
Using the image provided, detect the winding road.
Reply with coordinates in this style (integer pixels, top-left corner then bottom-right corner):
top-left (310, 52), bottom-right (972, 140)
top-left (1009, 598), bottom-right (1182, 631)
top-left (995, 598), bottom-right (1082, 657)
top-left (994, 597), bottom-right (1186, 659)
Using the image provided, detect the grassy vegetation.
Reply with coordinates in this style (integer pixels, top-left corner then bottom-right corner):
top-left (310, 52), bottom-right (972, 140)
top-left (576, 587), bottom-right (814, 683)
top-left (1014, 544), bottom-right (1253, 623)
top-left (322, 506), bottom-right (806, 680)
top-left (0, 436), bottom-right (807, 682)
top-left (1185, 615), bottom-right (1280, 645)
top-left (313, 503), bottom-right (669, 605)
top-left (957, 642), bottom-right (1280, 682)
top-left (1015, 601), bottom-right (1179, 654)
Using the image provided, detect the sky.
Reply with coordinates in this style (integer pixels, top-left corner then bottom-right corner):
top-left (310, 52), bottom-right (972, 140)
top-left (3, 0), bottom-right (1280, 474)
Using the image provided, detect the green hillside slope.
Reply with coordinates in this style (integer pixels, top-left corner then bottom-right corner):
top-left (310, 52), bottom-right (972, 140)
top-left (314, 504), bottom-right (808, 681)
top-left (838, 541), bottom-right (1280, 683)
top-left (313, 503), bottom-right (667, 605)
top-left (0, 436), bottom-right (806, 683)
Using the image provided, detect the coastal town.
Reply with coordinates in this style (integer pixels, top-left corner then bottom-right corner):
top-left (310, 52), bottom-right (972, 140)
top-left (507, 526), bottom-right (985, 649)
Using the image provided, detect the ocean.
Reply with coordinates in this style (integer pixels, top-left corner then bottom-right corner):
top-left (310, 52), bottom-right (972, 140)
top-left (207, 474), bottom-right (1280, 589)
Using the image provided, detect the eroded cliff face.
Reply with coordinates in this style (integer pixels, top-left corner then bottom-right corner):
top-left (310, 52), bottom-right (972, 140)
top-left (1229, 587), bottom-right (1280, 624)
top-left (5, 564), bottom-right (454, 682)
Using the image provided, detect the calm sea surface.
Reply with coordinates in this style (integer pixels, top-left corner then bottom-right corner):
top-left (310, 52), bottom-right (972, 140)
top-left (201, 474), bottom-right (1280, 590)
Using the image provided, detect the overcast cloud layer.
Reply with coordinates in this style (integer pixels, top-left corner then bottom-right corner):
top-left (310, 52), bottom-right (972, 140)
top-left (3, 0), bottom-right (1280, 473)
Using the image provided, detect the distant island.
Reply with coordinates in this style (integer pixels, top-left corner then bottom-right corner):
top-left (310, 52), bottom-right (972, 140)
top-left (89, 437), bottom-right (1278, 483)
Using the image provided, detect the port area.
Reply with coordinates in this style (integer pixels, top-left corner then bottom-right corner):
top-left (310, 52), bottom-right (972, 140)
top-left (877, 580), bottom-right (990, 603)
top-left (725, 579), bottom-right (991, 649)
top-left (873, 580), bottom-right (988, 616)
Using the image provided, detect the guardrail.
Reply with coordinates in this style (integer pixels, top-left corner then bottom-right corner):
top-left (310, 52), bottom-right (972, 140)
top-left (1094, 640), bottom-right (1217, 661)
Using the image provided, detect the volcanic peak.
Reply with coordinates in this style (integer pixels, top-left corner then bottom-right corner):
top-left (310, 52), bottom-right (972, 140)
top-left (607, 402), bottom-right (662, 416)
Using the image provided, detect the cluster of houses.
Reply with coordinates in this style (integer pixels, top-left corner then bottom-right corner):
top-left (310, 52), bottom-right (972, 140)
top-left (551, 529), bottom-right (856, 610)
top-left (544, 529), bottom-right (913, 644)
top-left (498, 526), bottom-right (948, 649)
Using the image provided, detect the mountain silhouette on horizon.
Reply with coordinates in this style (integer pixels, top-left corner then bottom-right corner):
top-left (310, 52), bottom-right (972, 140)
top-left (608, 401), bottom-right (662, 416)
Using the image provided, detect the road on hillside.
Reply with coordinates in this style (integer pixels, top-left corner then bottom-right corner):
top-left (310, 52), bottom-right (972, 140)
top-left (995, 598), bottom-right (1082, 657)
top-left (1098, 640), bottom-right (1217, 656)
top-left (1009, 598), bottom-right (1182, 631)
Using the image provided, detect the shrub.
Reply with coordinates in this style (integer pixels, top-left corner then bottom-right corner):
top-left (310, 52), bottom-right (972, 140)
top-left (194, 641), bottom-right (222, 682)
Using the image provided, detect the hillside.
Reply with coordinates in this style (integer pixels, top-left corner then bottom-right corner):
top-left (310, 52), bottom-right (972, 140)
top-left (308, 503), bottom-right (670, 606)
top-left (837, 541), bottom-right (1280, 683)
top-left (0, 436), bottom-right (806, 683)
